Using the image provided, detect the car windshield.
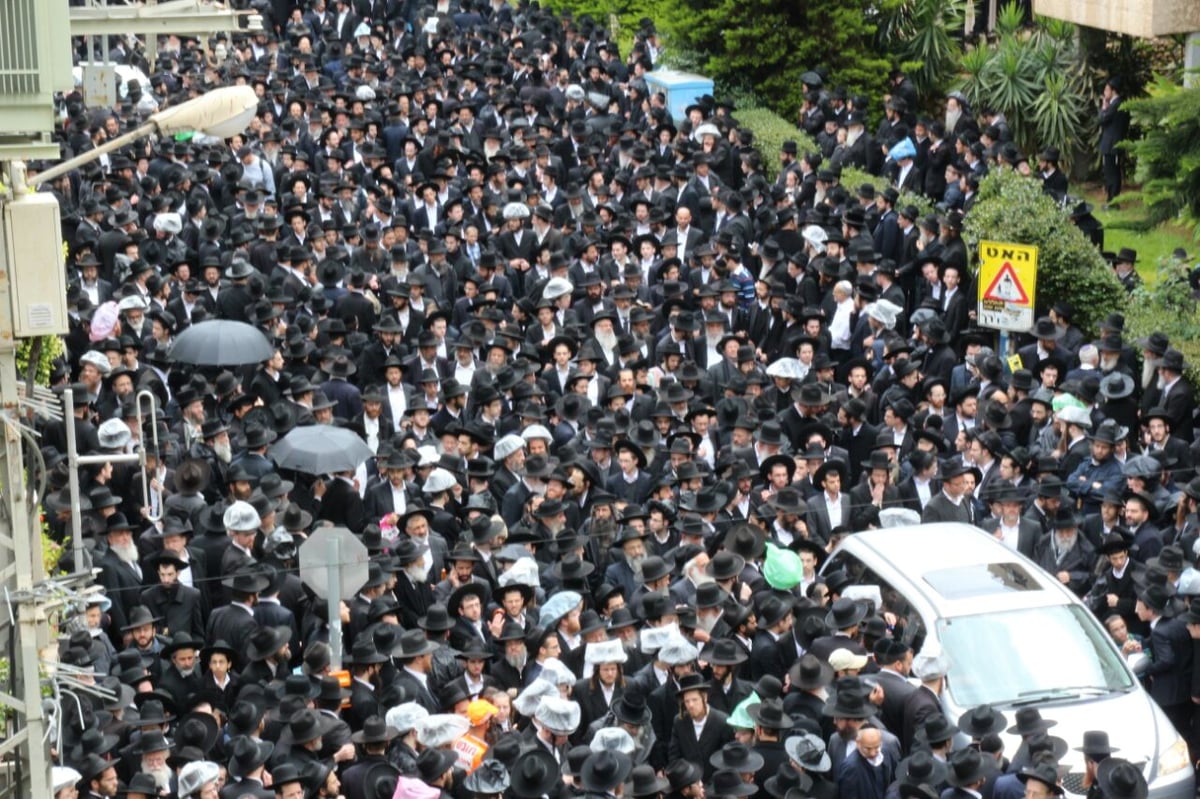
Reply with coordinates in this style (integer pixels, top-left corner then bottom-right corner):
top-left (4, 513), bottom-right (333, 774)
top-left (937, 604), bottom-right (1135, 707)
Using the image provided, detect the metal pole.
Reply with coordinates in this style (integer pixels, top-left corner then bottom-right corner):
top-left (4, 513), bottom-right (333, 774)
top-left (63, 388), bottom-right (85, 573)
top-left (0, 183), bottom-right (51, 799)
top-left (327, 536), bottom-right (342, 671)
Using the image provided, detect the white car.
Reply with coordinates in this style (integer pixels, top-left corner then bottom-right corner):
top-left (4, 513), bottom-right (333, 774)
top-left (820, 523), bottom-right (1195, 799)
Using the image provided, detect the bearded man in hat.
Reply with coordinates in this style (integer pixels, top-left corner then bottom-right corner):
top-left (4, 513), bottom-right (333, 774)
top-left (1034, 509), bottom-right (1096, 596)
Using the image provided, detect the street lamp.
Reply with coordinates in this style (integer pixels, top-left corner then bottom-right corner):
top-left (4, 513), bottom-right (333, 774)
top-left (24, 84), bottom-right (258, 188)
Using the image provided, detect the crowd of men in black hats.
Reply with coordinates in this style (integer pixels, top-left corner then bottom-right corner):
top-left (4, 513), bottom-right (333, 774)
top-left (34, 2), bottom-right (1200, 799)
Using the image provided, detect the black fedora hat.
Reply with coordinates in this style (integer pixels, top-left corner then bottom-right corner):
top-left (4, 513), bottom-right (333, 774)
top-left (1017, 762), bottom-right (1063, 795)
top-left (289, 708), bottom-right (336, 744)
top-left (1095, 758), bottom-right (1147, 799)
top-left (1007, 707), bottom-right (1057, 736)
top-left (747, 698), bottom-right (795, 730)
top-left (914, 713), bottom-right (959, 746)
top-left (957, 704), bottom-right (1006, 738)
top-left (825, 597), bottom-right (868, 631)
top-left (789, 653), bottom-right (835, 691)
top-left (510, 748), bottom-right (560, 797)
top-left (710, 741), bottom-right (765, 772)
top-left (245, 625), bottom-right (290, 661)
top-left (582, 751), bottom-right (634, 794)
top-left (700, 637), bottom-right (749, 666)
top-left (897, 750), bottom-right (949, 787)
top-left (447, 582), bottom-right (490, 617)
top-left (226, 735), bottom-right (275, 778)
top-left (945, 748), bottom-right (993, 788)
top-left (1075, 730), bottom-right (1120, 759)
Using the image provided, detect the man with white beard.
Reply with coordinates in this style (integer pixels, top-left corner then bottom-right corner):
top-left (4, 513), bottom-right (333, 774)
top-left (1034, 508), bottom-right (1096, 596)
top-left (1137, 332), bottom-right (1169, 395)
top-left (95, 513), bottom-right (146, 633)
top-left (604, 527), bottom-right (649, 601)
top-left (593, 314), bottom-right (620, 367)
top-left (156, 631), bottom-right (203, 710)
top-left (392, 537), bottom-right (435, 631)
top-left (131, 732), bottom-right (174, 795)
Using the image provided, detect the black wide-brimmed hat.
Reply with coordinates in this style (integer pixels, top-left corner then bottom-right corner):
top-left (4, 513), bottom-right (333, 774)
top-left (945, 748), bottom-right (993, 787)
top-left (1096, 759), bottom-right (1147, 799)
top-left (897, 750), bottom-right (949, 787)
top-left (957, 704), bottom-right (1007, 738)
top-left (789, 653), bottom-right (835, 691)
top-left (510, 749), bottom-right (560, 797)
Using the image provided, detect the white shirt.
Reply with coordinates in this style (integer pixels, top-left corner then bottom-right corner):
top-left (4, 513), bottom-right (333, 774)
top-left (997, 522), bottom-right (1021, 551)
top-left (914, 476), bottom-right (932, 508)
top-left (363, 415), bottom-right (381, 453)
top-left (824, 491), bottom-right (843, 528)
top-left (387, 385), bottom-right (407, 431)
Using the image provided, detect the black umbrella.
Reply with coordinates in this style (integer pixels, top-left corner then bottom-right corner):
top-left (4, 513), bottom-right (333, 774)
top-left (270, 425), bottom-right (375, 475)
top-left (168, 320), bottom-right (274, 366)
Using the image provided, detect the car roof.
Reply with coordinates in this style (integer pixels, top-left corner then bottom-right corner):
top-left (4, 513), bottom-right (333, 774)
top-left (833, 522), bottom-right (1071, 615)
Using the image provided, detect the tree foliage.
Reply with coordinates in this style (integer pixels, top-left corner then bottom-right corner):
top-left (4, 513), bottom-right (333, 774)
top-left (656, 0), bottom-right (902, 121)
top-left (956, 5), bottom-right (1093, 169)
top-left (873, 0), bottom-right (965, 107)
top-left (963, 169), bottom-right (1126, 336)
top-left (1124, 254), bottom-right (1200, 385)
top-left (1121, 79), bottom-right (1200, 226)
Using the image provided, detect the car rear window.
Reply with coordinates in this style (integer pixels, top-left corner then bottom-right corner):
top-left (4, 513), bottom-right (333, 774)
top-left (922, 562), bottom-right (1041, 599)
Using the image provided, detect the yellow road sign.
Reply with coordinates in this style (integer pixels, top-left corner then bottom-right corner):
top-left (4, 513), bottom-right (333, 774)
top-left (977, 240), bottom-right (1038, 332)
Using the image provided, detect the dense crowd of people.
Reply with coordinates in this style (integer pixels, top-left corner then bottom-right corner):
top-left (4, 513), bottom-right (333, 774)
top-left (33, 3), bottom-right (1197, 799)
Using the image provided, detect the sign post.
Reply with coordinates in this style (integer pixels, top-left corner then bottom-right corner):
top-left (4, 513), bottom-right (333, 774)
top-left (976, 240), bottom-right (1038, 369)
top-left (299, 527), bottom-right (369, 670)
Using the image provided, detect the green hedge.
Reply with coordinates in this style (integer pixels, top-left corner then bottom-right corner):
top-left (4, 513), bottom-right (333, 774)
top-left (1124, 255), bottom-right (1200, 386)
top-left (963, 169), bottom-right (1126, 337)
top-left (734, 107), bottom-right (820, 181)
top-left (839, 166), bottom-right (936, 223)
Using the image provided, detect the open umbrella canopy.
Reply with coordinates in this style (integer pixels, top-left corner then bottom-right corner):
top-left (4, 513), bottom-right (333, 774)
top-left (270, 425), bottom-right (375, 475)
top-left (168, 320), bottom-right (274, 366)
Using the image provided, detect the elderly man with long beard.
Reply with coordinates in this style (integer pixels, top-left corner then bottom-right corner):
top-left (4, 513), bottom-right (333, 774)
top-left (604, 526), bottom-right (649, 601)
top-left (130, 732), bottom-right (175, 795)
top-left (95, 513), bottom-right (146, 636)
top-left (1034, 507), bottom-right (1096, 596)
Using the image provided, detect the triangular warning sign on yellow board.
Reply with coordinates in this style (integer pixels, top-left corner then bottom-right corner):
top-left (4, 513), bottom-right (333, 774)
top-left (982, 262), bottom-right (1029, 304)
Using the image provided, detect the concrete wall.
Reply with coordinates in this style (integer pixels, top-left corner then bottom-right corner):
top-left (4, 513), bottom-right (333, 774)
top-left (1033, 0), bottom-right (1200, 37)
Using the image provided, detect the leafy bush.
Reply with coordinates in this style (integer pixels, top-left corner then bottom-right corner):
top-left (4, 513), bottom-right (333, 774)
top-left (1121, 80), bottom-right (1200, 227)
top-left (1124, 254), bottom-right (1200, 385)
top-left (963, 169), bottom-right (1126, 336)
top-left (17, 336), bottom-right (64, 387)
top-left (956, 4), bottom-right (1093, 169)
top-left (733, 108), bottom-right (820, 181)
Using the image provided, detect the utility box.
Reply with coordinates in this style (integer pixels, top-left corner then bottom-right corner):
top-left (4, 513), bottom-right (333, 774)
top-left (1033, 0), bottom-right (1200, 37)
top-left (644, 69), bottom-right (715, 124)
top-left (0, 0), bottom-right (75, 137)
top-left (4, 193), bottom-right (68, 338)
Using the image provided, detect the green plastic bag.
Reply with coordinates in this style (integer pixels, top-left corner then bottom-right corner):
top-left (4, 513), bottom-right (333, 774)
top-left (763, 541), bottom-right (804, 590)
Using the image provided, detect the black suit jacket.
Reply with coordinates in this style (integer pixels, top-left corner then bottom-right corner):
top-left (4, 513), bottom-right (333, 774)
top-left (393, 667), bottom-right (438, 713)
top-left (668, 709), bottom-right (732, 780)
top-left (874, 668), bottom-right (916, 737)
top-left (1146, 615), bottom-right (1193, 707)
top-left (140, 583), bottom-right (205, 639)
top-left (318, 477), bottom-right (367, 532)
top-left (205, 604), bottom-right (259, 654)
top-left (901, 684), bottom-right (942, 753)
top-left (979, 517), bottom-right (1042, 559)
top-left (96, 550), bottom-right (144, 634)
